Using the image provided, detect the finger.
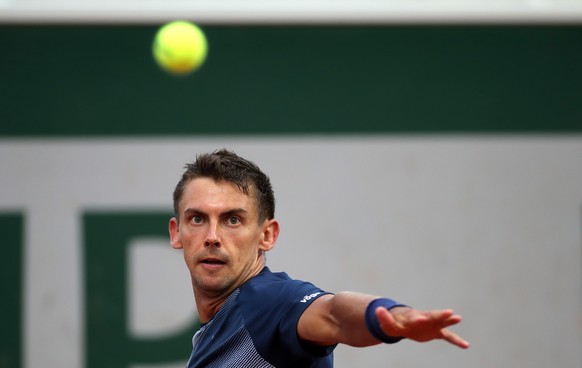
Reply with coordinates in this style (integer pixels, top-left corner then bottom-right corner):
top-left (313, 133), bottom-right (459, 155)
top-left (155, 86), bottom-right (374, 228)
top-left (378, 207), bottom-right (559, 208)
top-left (375, 306), bottom-right (395, 326)
top-left (441, 328), bottom-right (470, 349)
top-left (423, 310), bottom-right (463, 327)
top-left (439, 314), bottom-right (463, 329)
top-left (424, 309), bottom-right (455, 321)
top-left (375, 306), bottom-right (401, 336)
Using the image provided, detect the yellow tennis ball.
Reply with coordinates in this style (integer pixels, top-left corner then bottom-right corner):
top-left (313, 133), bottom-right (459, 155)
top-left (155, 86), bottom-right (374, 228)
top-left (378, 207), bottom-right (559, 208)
top-left (153, 21), bottom-right (208, 75)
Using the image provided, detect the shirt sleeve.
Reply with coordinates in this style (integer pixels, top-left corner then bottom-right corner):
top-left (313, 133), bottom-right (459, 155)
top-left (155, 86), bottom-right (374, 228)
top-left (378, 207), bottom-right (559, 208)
top-left (278, 282), bottom-right (336, 358)
top-left (239, 275), bottom-right (336, 366)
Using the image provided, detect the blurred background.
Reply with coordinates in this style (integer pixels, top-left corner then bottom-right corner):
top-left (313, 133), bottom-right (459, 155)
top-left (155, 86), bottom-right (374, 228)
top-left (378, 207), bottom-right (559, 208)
top-left (1, 1), bottom-right (582, 367)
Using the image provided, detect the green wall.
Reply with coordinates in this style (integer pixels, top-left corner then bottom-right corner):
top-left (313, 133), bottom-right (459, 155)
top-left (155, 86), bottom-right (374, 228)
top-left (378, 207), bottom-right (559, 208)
top-left (1, 25), bottom-right (582, 136)
top-left (0, 214), bottom-right (23, 368)
top-left (84, 212), bottom-right (197, 368)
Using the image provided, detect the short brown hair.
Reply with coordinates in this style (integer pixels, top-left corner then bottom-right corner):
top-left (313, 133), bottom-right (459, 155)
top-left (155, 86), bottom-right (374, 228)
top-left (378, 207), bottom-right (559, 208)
top-left (172, 149), bottom-right (275, 223)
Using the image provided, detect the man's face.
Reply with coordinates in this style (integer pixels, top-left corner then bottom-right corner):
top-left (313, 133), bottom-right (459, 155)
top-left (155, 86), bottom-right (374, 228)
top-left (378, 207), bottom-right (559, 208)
top-left (169, 177), bottom-right (276, 299)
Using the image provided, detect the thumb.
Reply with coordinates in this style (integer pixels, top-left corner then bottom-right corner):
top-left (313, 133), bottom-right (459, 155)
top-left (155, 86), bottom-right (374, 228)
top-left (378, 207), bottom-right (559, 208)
top-left (375, 306), bottom-right (399, 335)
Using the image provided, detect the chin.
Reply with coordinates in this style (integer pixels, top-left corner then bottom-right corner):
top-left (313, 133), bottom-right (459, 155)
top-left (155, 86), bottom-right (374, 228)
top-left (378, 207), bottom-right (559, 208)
top-left (193, 275), bottom-right (232, 294)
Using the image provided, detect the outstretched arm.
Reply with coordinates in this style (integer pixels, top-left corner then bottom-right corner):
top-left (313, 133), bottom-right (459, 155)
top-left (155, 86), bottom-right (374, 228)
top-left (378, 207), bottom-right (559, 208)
top-left (297, 291), bottom-right (469, 349)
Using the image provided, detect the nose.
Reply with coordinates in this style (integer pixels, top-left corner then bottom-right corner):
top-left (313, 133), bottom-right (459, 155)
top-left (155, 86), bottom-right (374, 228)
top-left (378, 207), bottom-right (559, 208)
top-left (204, 221), bottom-right (220, 247)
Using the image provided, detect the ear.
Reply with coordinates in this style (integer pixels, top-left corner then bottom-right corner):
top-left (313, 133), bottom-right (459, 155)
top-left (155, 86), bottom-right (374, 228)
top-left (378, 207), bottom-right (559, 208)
top-left (259, 219), bottom-right (279, 253)
top-left (169, 217), bottom-right (183, 249)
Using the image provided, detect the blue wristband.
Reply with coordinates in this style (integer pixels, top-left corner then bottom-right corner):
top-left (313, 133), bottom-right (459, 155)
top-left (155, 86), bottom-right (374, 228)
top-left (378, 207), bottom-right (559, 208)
top-left (365, 298), bottom-right (407, 344)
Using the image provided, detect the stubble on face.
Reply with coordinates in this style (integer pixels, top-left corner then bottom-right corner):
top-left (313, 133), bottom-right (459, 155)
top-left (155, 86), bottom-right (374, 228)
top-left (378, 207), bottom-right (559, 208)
top-left (177, 178), bottom-right (266, 300)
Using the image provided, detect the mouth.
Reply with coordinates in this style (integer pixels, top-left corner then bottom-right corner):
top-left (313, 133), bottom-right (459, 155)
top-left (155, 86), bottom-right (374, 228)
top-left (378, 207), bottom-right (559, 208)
top-left (199, 257), bottom-right (227, 268)
top-left (201, 258), bottom-right (225, 264)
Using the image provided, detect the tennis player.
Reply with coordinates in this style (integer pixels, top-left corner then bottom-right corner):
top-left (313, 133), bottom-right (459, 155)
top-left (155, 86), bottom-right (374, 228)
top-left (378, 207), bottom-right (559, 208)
top-left (169, 149), bottom-right (469, 368)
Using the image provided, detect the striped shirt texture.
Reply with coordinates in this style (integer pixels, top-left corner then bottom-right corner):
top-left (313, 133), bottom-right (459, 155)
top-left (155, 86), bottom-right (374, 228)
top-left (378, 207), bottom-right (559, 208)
top-left (187, 267), bottom-right (335, 367)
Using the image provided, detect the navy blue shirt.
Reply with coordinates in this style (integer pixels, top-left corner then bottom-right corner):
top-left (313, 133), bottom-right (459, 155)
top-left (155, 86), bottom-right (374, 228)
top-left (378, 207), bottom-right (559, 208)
top-left (187, 267), bottom-right (336, 367)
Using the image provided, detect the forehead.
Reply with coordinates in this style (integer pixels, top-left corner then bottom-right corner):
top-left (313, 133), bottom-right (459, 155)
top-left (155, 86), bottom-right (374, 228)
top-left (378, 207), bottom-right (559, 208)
top-left (179, 177), bottom-right (257, 213)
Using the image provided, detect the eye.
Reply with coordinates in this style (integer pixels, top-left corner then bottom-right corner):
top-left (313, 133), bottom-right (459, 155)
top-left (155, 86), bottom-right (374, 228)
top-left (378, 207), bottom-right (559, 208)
top-left (192, 215), bottom-right (203, 224)
top-left (228, 216), bottom-right (240, 225)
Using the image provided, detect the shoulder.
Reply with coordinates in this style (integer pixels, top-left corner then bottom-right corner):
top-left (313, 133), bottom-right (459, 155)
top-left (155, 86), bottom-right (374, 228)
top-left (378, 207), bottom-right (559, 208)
top-left (235, 268), bottom-right (335, 365)
top-left (240, 267), bottom-right (327, 306)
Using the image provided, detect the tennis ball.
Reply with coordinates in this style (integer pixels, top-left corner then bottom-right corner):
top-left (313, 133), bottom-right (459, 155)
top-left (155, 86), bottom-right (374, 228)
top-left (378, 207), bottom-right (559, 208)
top-left (153, 21), bottom-right (208, 75)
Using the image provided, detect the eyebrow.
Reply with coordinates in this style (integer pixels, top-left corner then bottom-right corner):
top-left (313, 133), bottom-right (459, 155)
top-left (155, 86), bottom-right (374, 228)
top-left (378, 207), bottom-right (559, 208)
top-left (183, 207), bottom-right (249, 217)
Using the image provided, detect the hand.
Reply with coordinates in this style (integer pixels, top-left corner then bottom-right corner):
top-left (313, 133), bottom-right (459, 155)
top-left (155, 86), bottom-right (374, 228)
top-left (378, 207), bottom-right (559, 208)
top-left (376, 306), bottom-right (470, 349)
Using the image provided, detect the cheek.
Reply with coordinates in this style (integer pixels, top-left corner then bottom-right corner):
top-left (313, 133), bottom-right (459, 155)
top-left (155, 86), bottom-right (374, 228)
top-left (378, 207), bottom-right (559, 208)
top-left (181, 225), bottom-right (205, 242)
top-left (179, 231), bottom-right (205, 258)
top-left (240, 233), bottom-right (264, 255)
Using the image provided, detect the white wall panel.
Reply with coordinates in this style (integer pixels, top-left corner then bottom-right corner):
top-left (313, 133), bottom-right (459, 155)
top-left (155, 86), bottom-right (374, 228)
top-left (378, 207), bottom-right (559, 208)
top-left (2, 0), bottom-right (582, 23)
top-left (0, 136), bottom-right (580, 367)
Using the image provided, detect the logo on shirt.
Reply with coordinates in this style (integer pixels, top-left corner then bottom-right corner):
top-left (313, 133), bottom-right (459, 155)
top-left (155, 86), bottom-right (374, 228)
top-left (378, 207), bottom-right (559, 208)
top-left (299, 292), bottom-right (322, 303)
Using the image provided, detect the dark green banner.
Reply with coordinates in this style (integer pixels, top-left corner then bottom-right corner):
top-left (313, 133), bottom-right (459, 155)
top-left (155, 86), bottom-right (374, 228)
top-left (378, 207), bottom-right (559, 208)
top-left (84, 212), bottom-right (197, 368)
top-left (1, 25), bottom-right (582, 136)
top-left (0, 213), bottom-right (23, 368)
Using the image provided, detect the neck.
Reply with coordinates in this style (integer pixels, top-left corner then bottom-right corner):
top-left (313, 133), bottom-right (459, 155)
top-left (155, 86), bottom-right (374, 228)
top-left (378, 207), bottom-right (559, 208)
top-left (194, 259), bottom-right (266, 323)
top-left (195, 294), bottom-right (230, 323)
